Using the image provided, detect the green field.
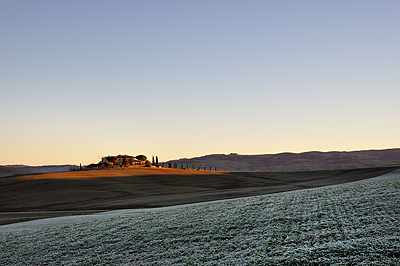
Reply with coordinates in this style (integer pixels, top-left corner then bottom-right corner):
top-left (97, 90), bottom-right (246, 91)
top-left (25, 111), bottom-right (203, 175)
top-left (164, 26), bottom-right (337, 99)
top-left (1, 176), bottom-right (399, 265)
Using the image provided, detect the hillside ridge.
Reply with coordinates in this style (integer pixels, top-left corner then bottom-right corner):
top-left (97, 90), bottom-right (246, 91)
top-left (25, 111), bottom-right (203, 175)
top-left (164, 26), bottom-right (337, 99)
top-left (1, 165), bottom-right (77, 176)
top-left (168, 148), bottom-right (400, 172)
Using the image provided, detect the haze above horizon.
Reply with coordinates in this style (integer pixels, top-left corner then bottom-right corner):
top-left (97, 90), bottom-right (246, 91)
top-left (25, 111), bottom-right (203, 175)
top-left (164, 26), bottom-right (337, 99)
top-left (1, 1), bottom-right (399, 166)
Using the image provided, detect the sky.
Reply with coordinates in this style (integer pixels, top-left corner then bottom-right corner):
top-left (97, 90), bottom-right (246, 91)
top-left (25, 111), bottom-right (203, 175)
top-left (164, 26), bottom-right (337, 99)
top-left (1, 0), bottom-right (399, 165)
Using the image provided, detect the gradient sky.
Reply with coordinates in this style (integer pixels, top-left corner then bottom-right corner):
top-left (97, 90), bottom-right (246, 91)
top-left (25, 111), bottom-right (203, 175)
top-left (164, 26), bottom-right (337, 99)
top-left (1, 0), bottom-right (399, 165)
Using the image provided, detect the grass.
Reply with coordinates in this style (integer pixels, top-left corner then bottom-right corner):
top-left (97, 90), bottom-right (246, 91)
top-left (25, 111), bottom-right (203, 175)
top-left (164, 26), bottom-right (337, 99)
top-left (0, 166), bottom-right (398, 225)
top-left (0, 178), bottom-right (399, 265)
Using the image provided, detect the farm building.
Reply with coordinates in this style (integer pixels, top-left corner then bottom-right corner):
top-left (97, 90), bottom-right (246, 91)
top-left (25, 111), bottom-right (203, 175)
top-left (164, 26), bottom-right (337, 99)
top-left (101, 154), bottom-right (137, 166)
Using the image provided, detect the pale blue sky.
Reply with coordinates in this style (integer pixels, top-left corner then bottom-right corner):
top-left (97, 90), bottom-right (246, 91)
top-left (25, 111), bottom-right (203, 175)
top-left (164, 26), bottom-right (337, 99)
top-left (1, 1), bottom-right (399, 165)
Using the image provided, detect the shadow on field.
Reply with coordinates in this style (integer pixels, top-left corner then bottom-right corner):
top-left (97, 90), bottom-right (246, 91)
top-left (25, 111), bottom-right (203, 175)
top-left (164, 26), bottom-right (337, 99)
top-left (0, 166), bottom-right (398, 225)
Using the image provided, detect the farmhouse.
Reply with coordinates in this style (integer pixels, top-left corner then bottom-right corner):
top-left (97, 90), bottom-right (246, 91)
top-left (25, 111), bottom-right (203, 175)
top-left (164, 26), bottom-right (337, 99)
top-left (101, 154), bottom-right (137, 166)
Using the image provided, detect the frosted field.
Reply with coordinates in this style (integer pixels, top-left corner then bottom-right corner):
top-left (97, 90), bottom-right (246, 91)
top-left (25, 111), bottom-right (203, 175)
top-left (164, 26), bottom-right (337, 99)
top-left (1, 180), bottom-right (399, 265)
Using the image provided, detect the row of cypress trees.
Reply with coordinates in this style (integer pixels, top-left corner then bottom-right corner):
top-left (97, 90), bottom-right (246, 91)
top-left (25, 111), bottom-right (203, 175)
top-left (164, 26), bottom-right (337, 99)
top-left (166, 162), bottom-right (217, 171)
top-left (151, 156), bottom-right (159, 166)
top-left (150, 156), bottom-right (217, 171)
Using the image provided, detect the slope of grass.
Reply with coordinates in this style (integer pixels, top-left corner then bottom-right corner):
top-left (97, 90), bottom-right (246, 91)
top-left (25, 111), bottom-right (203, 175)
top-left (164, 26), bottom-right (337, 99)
top-left (0, 166), bottom-right (398, 225)
top-left (1, 179), bottom-right (399, 265)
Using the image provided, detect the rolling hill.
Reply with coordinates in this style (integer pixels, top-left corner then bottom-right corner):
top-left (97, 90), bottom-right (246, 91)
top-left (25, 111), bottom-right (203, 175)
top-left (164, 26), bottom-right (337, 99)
top-left (168, 148), bottom-right (400, 171)
top-left (0, 166), bottom-right (32, 178)
top-left (0, 166), bottom-right (398, 225)
top-left (0, 164), bottom-right (77, 178)
top-left (1, 175), bottom-right (399, 265)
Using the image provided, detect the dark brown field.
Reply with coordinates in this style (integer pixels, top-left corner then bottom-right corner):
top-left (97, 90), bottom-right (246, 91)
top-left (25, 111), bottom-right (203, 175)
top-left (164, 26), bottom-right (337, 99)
top-left (1, 166), bottom-right (398, 225)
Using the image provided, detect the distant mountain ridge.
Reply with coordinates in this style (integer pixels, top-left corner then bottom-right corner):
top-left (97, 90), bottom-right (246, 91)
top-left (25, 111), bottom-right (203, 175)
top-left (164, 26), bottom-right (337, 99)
top-left (168, 148), bottom-right (400, 172)
top-left (0, 166), bottom-right (32, 178)
top-left (1, 165), bottom-right (77, 178)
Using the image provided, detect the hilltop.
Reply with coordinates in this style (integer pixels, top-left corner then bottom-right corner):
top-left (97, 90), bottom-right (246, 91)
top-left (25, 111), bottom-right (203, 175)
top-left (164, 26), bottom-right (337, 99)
top-left (168, 148), bottom-right (400, 172)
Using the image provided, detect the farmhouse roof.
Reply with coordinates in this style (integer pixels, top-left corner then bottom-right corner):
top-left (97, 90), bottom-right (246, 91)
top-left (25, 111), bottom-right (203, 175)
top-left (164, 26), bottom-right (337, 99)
top-left (117, 154), bottom-right (135, 158)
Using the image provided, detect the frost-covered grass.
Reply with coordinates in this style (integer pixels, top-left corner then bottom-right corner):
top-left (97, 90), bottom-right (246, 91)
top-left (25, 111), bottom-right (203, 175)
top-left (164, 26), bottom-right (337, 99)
top-left (1, 180), bottom-right (399, 265)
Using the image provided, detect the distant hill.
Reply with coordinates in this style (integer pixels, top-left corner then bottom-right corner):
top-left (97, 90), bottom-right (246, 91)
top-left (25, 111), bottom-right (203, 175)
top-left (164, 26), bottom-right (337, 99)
top-left (1, 165), bottom-right (77, 178)
top-left (167, 148), bottom-right (400, 172)
top-left (0, 166), bottom-right (33, 178)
